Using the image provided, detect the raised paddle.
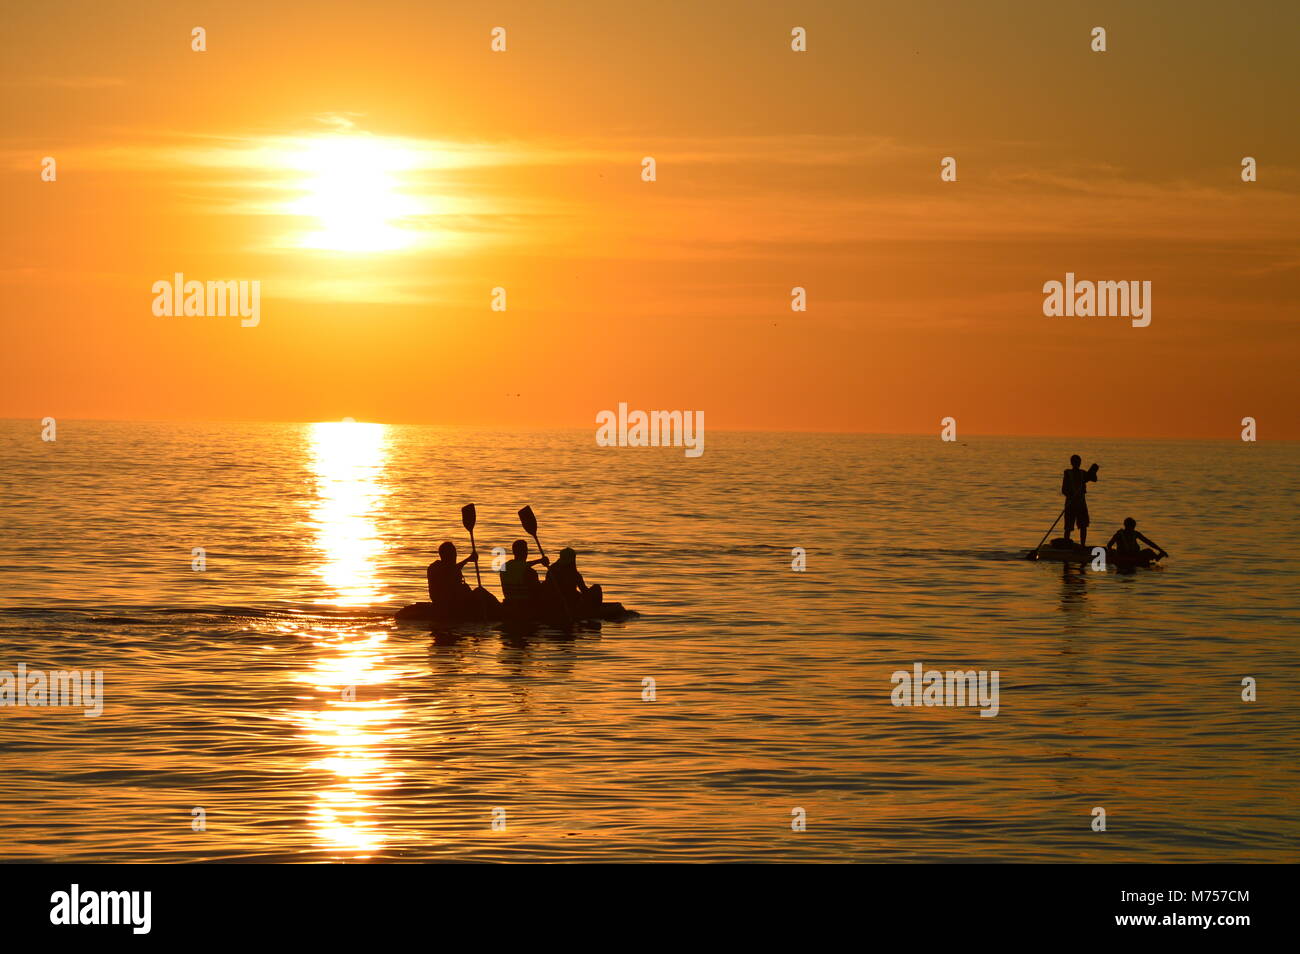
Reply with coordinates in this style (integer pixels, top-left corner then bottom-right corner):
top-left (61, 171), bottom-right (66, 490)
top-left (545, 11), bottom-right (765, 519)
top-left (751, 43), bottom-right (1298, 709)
top-left (461, 503), bottom-right (483, 588)
top-left (517, 505), bottom-right (548, 562)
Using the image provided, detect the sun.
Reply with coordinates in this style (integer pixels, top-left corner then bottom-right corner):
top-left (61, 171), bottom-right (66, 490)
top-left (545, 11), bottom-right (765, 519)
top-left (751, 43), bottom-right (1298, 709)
top-left (288, 137), bottom-right (424, 253)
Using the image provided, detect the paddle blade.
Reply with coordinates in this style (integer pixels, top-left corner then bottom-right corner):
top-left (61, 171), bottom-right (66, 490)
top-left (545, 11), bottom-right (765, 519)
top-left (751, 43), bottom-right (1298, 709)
top-left (461, 503), bottom-right (477, 532)
top-left (517, 505), bottom-right (537, 536)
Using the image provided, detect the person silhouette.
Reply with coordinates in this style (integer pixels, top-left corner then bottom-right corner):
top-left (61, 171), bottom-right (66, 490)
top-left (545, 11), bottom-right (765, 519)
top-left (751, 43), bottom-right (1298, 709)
top-left (499, 539), bottom-right (550, 604)
top-left (427, 541), bottom-right (498, 615)
top-left (1061, 455), bottom-right (1099, 546)
top-left (545, 547), bottom-right (604, 616)
top-left (1106, 517), bottom-right (1167, 563)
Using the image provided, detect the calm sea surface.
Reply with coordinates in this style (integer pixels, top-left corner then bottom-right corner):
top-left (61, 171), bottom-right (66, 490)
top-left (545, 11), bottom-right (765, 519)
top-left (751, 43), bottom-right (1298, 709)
top-left (0, 420), bottom-right (1296, 862)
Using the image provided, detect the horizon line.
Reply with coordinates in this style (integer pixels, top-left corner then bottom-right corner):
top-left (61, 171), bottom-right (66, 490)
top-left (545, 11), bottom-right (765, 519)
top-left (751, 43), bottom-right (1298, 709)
top-left (2, 415), bottom-right (1290, 443)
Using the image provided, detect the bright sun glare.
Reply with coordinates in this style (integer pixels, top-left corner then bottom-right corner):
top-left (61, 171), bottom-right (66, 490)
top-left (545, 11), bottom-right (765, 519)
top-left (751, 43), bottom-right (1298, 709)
top-left (289, 138), bottom-right (424, 253)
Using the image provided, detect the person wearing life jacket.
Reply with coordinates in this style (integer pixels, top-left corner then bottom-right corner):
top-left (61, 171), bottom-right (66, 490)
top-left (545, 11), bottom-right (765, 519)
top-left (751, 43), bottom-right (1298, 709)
top-left (545, 547), bottom-right (604, 616)
top-left (500, 539), bottom-right (549, 604)
top-left (1061, 455), bottom-right (1100, 546)
top-left (1106, 517), bottom-right (1167, 563)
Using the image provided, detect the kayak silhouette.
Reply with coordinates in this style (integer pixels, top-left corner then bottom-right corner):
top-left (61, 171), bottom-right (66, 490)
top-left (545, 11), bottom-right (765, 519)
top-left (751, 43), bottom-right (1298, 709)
top-left (396, 505), bottom-right (638, 627)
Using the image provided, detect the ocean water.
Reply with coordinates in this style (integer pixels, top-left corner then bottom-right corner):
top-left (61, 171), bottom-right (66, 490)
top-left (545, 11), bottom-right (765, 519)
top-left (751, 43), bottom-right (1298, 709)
top-left (0, 420), bottom-right (1296, 862)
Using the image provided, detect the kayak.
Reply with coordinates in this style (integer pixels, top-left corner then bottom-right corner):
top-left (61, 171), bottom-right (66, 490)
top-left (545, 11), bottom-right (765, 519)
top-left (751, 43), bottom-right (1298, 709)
top-left (395, 599), bottom-right (639, 627)
top-left (1024, 538), bottom-right (1158, 568)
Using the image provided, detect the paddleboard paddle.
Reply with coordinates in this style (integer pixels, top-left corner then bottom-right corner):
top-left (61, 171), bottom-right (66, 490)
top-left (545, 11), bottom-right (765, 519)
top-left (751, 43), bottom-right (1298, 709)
top-left (1028, 462), bottom-right (1097, 558)
top-left (461, 503), bottom-right (483, 588)
top-left (517, 505), bottom-right (548, 563)
top-left (1028, 508), bottom-right (1066, 560)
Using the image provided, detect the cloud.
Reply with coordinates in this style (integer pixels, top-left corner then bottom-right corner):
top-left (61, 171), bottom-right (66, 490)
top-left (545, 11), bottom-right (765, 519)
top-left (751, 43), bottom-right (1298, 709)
top-left (3, 123), bottom-right (1296, 307)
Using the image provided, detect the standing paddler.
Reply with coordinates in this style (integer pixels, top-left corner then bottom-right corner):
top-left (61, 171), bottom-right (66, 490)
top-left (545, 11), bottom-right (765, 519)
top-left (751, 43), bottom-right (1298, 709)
top-left (1061, 454), bottom-right (1100, 547)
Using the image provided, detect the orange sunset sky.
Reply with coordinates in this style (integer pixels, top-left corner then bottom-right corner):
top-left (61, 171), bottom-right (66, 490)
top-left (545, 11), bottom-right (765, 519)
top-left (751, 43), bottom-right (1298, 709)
top-left (2, 0), bottom-right (1297, 438)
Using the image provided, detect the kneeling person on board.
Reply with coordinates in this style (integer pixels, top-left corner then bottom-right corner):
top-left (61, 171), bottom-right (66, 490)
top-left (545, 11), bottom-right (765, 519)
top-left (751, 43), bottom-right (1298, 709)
top-left (1106, 517), bottom-right (1167, 563)
top-left (1061, 454), bottom-right (1099, 546)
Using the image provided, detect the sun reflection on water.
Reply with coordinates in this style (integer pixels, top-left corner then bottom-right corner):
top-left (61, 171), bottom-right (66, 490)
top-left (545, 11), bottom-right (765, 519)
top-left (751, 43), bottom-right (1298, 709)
top-left (294, 632), bottom-right (408, 856)
top-left (297, 422), bottom-right (403, 857)
top-left (306, 421), bottom-right (390, 606)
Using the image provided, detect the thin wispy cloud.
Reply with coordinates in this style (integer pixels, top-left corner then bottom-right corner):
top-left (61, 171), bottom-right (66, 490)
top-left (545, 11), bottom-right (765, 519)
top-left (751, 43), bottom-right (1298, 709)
top-left (4, 124), bottom-right (1295, 305)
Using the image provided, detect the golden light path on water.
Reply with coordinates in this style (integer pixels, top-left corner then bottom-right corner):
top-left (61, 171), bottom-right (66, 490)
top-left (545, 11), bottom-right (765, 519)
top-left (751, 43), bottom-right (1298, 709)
top-left (307, 421), bottom-right (390, 607)
top-left (297, 422), bottom-right (402, 856)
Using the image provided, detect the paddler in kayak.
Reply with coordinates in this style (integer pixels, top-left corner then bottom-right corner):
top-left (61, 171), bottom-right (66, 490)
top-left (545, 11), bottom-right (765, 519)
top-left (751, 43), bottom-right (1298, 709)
top-left (427, 542), bottom-right (499, 616)
top-left (546, 547), bottom-right (604, 617)
top-left (500, 539), bottom-right (550, 605)
top-left (1061, 455), bottom-right (1100, 547)
top-left (1106, 518), bottom-right (1168, 564)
